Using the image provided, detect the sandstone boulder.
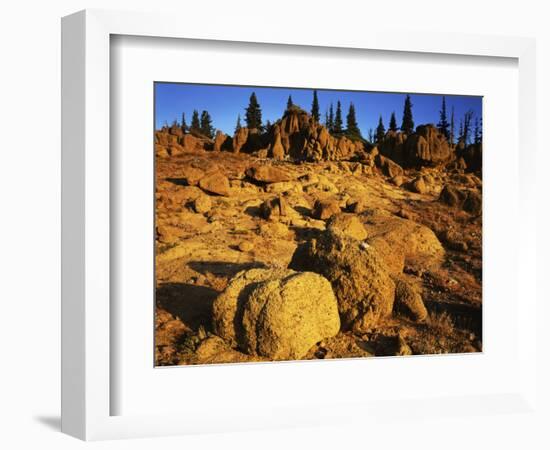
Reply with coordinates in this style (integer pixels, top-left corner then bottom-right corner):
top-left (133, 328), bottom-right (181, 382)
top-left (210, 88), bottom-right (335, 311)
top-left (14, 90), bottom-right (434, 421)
top-left (192, 194), bottom-right (212, 214)
top-left (312, 198), bottom-right (341, 220)
top-left (198, 172), bottom-right (231, 196)
top-left (289, 229), bottom-right (395, 332)
top-left (181, 166), bottom-right (205, 186)
top-left (212, 268), bottom-right (340, 359)
top-left (240, 271), bottom-right (340, 359)
top-left (326, 213), bottom-right (368, 241)
top-left (245, 164), bottom-right (293, 183)
top-left (260, 195), bottom-right (290, 220)
top-left (377, 154), bottom-right (404, 178)
top-left (393, 277), bottom-right (428, 322)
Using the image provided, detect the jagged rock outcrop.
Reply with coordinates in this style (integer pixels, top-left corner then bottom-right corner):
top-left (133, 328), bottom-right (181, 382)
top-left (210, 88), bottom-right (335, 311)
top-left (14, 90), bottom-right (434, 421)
top-left (457, 142), bottom-right (482, 173)
top-left (379, 124), bottom-right (453, 168)
top-left (213, 130), bottom-right (227, 152)
top-left (232, 127), bottom-right (249, 153)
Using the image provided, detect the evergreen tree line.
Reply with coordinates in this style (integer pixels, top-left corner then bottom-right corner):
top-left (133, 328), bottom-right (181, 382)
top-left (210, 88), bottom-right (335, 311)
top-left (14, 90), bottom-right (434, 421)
top-left (172, 110), bottom-right (215, 139)
top-left (169, 91), bottom-right (482, 147)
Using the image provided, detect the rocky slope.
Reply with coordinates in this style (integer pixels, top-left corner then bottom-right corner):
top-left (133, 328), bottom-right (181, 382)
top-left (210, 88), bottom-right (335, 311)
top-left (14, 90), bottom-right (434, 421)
top-left (154, 110), bottom-right (482, 365)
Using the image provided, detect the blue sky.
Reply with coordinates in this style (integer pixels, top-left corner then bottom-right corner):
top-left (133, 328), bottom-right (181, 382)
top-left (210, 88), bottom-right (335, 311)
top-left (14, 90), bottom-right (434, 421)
top-left (155, 82), bottom-right (482, 138)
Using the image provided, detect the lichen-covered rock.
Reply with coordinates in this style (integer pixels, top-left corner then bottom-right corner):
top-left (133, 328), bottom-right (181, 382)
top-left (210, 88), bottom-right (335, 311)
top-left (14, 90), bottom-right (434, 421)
top-left (212, 268), bottom-right (340, 360)
top-left (289, 229), bottom-right (395, 332)
top-left (393, 277), bottom-right (428, 322)
top-left (326, 213), bottom-right (368, 241)
top-left (240, 271), bottom-right (340, 359)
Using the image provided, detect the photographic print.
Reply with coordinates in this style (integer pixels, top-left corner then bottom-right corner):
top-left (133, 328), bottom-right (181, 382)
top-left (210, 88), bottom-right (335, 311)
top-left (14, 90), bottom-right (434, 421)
top-left (154, 83), bottom-right (482, 366)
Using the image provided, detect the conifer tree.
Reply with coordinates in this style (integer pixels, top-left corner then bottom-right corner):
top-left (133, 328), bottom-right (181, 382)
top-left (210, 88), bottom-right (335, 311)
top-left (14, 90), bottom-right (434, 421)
top-left (450, 107), bottom-right (455, 145)
top-left (200, 110), bottom-right (214, 138)
top-left (368, 128), bottom-right (374, 142)
top-left (376, 115), bottom-right (386, 143)
top-left (324, 110), bottom-right (329, 128)
top-left (400, 94), bottom-right (414, 135)
top-left (311, 90), bottom-right (320, 123)
top-left (235, 114), bottom-right (242, 134)
top-left (462, 110), bottom-right (474, 145)
top-left (437, 96), bottom-right (450, 141)
top-left (245, 92), bottom-right (262, 131)
top-left (265, 120), bottom-right (272, 133)
top-left (190, 109), bottom-right (201, 134)
top-left (345, 102), bottom-right (361, 138)
top-left (181, 112), bottom-right (188, 134)
top-left (287, 95), bottom-right (293, 110)
top-left (474, 117), bottom-right (482, 145)
top-left (333, 100), bottom-right (343, 134)
top-left (458, 118), bottom-right (464, 143)
top-left (389, 111), bottom-right (398, 132)
top-left (328, 103), bottom-right (334, 132)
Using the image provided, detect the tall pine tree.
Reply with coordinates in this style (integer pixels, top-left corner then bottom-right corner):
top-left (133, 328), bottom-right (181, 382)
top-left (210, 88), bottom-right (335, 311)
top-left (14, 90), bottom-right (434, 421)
top-left (400, 94), bottom-right (414, 135)
top-left (311, 90), bottom-right (320, 123)
top-left (328, 103), bottom-right (334, 132)
top-left (181, 112), bottom-right (188, 134)
top-left (389, 111), bottom-right (398, 132)
top-left (437, 96), bottom-right (450, 141)
top-left (190, 109), bottom-right (201, 134)
top-left (474, 117), bottom-right (481, 144)
top-left (245, 92), bottom-right (262, 130)
top-left (376, 115), bottom-right (386, 143)
top-left (287, 95), bottom-right (294, 110)
top-left (333, 101), bottom-right (343, 134)
top-left (200, 110), bottom-right (214, 138)
top-left (462, 110), bottom-right (474, 145)
top-left (234, 114), bottom-right (242, 134)
top-left (450, 106), bottom-right (455, 145)
top-left (345, 102), bottom-right (361, 139)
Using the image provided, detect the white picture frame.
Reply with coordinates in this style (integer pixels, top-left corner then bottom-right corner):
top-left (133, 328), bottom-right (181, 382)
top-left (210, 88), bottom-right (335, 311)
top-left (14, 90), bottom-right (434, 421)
top-left (61, 9), bottom-right (538, 441)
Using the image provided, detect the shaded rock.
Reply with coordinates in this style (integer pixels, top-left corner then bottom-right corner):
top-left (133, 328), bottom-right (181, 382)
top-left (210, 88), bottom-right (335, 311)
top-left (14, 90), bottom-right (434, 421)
top-left (439, 184), bottom-right (468, 207)
top-left (405, 124), bottom-right (453, 166)
top-left (312, 198), bottom-right (341, 220)
top-left (326, 213), bottom-right (368, 241)
top-left (260, 195), bottom-right (290, 220)
top-left (232, 127), bottom-right (249, 153)
top-left (377, 154), bottom-right (404, 178)
top-left (463, 190), bottom-right (482, 215)
top-left (155, 144), bottom-right (170, 159)
top-left (346, 198), bottom-right (367, 214)
top-left (289, 229), bottom-right (395, 332)
top-left (246, 164), bottom-right (293, 183)
top-left (391, 175), bottom-right (404, 187)
top-left (408, 176), bottom-right (428, 194)
top-left (269, 132), bottom-right (285, 160)
top-left (198, 172), bottom-right (231, 196)
top-left (393, 277), bottom-right (428, 322)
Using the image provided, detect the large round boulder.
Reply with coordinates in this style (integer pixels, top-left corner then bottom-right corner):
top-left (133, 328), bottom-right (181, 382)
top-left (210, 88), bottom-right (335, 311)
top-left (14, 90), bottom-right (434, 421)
top-left (289, 229), bottom-right (395, 332)
top-left (212, 268), bottom-right (340, 360)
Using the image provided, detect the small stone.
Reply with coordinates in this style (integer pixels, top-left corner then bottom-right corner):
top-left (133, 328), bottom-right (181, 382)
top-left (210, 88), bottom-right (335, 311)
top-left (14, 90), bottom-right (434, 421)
top-left (238, 241), bottom-right (253, 252)
top-left (193, 195), bottom-right (212, 214)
